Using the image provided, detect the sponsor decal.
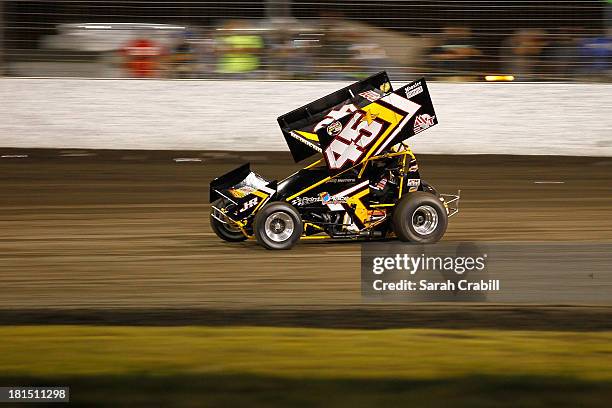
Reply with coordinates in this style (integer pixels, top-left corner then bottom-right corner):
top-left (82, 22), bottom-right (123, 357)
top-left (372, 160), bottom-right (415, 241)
top-left (327, 121), bottom-right (343, 136)
top-left (405, 81), bottom-right (423, 99)
top-left (407, 178), bottom-right (420, 188)
top-left (319, 192), bottom-right (348, 205)
top-left (408, 163), bottom-right (419, 172)
top-left (228, 186), bottom-right (256, 198)
top-left (367, 209), bottom-right (386, 222)
top-left (359, 90), bottom-right (381, 102)
top-left (375, 178), bottom-right (388, 190)
top-left (239, 197), bottom-right (259, 212)
top-left (291, 196), bottom-right (321, 206)
top-left (313, 103), bottom-right (357, 132)
top-left (407, 178), bottom-right (420, 193)
top-left (330, 178), bottom-right (356, 183)
top-left (289, 131), bottom-right (322, 152)
top-left (413, 114), bottom-right (435, 134)
top-left (380, 82), bottom-right (391, 93)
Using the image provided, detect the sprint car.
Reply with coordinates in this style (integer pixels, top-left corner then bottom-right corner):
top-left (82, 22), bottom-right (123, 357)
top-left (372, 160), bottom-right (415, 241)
top-left (210, 72), bottom-right (459, 249)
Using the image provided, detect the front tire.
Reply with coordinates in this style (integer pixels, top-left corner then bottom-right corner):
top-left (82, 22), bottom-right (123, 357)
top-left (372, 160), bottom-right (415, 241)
top-left (210, 198), bottom-right (247, 242)
top-left (393, 192), bottom-right (448, 243)
top-left (254, 202), bottom-right (302, 250)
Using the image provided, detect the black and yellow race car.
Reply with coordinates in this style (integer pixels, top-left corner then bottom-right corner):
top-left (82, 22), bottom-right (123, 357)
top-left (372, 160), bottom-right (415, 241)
top-left (210, 72), bottom-right (459, 249)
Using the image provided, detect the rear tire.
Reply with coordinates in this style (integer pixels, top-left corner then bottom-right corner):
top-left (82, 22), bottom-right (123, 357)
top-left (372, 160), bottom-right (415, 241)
top-left (393, 192), bottom-right (448, 243)
top-left (210, 198), bottom-right (247, 242)
top-left (254, 202), bottom-right (303, 250)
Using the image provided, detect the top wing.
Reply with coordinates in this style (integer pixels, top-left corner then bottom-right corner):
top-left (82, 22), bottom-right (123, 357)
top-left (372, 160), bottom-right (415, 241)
top-left (316, 78), bottom-right (437, 174)
top-left (277, 71), bottom-right (393, 163)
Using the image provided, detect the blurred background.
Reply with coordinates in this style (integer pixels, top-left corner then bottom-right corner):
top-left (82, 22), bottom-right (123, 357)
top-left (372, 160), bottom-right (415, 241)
top-left (0, 0), bottom-right (611, 82)
top-left (1, 3), bottom-right (612, 406)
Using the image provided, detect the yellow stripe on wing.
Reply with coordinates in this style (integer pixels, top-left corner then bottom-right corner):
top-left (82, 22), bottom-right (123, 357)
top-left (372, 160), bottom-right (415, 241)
top-left (294, 131), bottom-right (320, 142)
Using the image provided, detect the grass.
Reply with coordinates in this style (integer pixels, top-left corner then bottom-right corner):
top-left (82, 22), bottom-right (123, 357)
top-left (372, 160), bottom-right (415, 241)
top-left (1, 326), bottom-right (611, 406)
top-left (2, 326), bottom-right (612, 380)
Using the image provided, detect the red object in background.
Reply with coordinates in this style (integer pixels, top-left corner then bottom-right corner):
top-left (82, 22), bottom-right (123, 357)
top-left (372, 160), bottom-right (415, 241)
top-left (121, 38), bottom-right (163, 78)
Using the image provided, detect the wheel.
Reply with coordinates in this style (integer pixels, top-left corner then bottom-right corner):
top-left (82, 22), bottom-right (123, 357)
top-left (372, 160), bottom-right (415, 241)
top-left (392, 192), bottom-right (448, 243)
top-left (254, 201), bottom-right (303, 250)
top-left (210, 198), bottom-right (247, 242)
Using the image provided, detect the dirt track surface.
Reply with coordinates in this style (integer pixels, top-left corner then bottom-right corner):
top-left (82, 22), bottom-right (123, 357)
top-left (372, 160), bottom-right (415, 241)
top-left (1, 149), bottom-right (612, 313)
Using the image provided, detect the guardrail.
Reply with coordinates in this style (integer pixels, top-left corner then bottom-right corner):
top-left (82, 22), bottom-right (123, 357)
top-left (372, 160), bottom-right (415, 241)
top-left (1, 79), bottom-right (611, 156)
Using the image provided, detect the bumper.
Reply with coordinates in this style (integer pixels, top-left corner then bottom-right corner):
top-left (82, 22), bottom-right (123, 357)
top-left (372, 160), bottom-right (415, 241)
top-left (441, 190), bottom-right (460, 217)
